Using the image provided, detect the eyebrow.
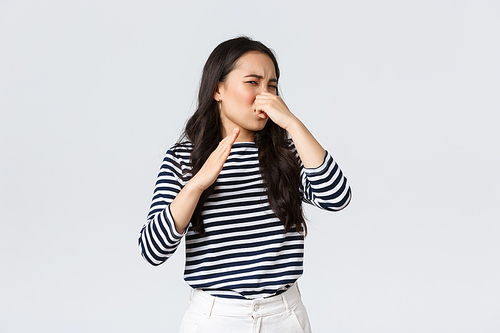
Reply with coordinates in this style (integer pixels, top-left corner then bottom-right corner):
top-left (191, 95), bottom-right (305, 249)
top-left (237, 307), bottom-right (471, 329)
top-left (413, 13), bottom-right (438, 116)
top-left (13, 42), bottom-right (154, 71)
top-left (244, 74), bottom-right (278, 83)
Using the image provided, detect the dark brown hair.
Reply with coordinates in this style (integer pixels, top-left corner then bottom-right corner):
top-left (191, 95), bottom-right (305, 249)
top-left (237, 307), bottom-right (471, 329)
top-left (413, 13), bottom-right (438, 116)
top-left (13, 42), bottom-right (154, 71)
top-left (179, 36), bottom-right (306, 235)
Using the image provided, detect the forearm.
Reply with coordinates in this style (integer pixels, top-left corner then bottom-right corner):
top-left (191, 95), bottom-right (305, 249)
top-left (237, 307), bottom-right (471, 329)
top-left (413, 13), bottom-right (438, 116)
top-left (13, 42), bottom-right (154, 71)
top-left (286, 119), bottom-right (326, 168)
top-left (169, 180), bottom-right (204, 234)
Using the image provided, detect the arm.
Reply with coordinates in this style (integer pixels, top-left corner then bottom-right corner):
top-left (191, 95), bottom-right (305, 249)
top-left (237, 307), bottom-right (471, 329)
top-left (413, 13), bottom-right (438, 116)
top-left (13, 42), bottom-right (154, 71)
top-left (255, 92), bottom-right (351, 210)
top-left (285, 119), bottom-right (326, 168)
top-left (254, 92), bottom-right (325, 168)
top-left (169, 128), bottom-right (240, 233)
top-left (138, 148), bottom-right (187, 266)
top-left (138, 129), bottom-right (240, 266)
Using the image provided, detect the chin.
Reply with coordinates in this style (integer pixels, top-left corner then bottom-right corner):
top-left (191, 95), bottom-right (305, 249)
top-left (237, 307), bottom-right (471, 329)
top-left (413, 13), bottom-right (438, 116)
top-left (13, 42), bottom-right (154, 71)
top-left (252, 119), bottom-right (268, 132)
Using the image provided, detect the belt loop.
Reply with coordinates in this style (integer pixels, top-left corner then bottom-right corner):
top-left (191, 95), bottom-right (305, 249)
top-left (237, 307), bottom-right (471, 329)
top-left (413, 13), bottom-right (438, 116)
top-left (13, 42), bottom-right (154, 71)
top-left (282, 294), bottom-right (290, 312)
top-left (205, 296), bottom-right (215, 318)
top-left (296, 282), bottom-right (302, 297)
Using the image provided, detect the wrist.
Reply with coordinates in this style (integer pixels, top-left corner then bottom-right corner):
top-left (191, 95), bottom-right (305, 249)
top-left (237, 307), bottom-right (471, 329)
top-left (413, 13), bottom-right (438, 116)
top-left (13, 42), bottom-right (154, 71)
top-left (284, 117), bottom-right (304, 135)
top-left (184, 178), bottom-right (206, 196)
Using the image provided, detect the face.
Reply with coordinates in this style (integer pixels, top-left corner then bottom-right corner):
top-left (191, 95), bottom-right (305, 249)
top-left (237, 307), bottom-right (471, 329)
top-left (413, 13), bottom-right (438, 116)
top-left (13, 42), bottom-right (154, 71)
top-left (214, 51), bottom-right (278, 142)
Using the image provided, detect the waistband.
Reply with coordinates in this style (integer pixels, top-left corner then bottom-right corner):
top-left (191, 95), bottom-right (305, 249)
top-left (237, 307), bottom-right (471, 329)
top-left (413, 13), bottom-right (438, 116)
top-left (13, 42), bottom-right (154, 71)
top-left (189, 283), bottom-right (302, 318)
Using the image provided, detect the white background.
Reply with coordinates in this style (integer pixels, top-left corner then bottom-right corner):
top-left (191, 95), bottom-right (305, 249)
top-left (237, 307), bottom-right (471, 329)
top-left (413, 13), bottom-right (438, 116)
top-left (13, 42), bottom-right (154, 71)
top-left (1, 0), bottom-right (499, 332)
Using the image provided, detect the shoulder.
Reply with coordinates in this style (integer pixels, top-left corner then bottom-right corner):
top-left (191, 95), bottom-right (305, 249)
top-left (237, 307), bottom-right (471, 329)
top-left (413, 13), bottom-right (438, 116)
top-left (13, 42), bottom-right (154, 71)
top-left (163, 141), bottom-right (192, 167)
top-left (169, 141), bottom-right (193, 155)
top-left (158, 142), bottom-right (193, 183)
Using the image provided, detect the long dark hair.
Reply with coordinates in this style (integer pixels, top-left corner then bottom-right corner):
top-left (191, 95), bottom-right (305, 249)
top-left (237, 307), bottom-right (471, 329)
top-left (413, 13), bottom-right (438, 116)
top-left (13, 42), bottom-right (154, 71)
top-left (179, 36), bottom-right (306, 235)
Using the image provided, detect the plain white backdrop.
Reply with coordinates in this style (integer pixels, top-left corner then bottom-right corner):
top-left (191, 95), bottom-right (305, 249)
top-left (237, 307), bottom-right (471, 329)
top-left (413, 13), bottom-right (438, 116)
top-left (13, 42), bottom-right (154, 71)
top-left (1, 0), bottom-right (499, 332)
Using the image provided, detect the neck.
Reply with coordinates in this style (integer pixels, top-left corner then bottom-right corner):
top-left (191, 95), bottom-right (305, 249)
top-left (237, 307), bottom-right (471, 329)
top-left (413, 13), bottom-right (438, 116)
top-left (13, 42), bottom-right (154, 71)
top-left (222, 127), bottom-right (254, 142)
top-left (235, 129), bottom-right (254, 142)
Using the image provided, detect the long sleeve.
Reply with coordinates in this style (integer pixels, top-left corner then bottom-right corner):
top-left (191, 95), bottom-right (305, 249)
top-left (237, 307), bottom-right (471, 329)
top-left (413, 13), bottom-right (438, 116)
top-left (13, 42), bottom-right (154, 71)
top-left (298, 149), bottom-right (352, 211)
top-left (138, 145), bottom-right (191, 266)
top-left (138, 141), bottom-right (350, 298)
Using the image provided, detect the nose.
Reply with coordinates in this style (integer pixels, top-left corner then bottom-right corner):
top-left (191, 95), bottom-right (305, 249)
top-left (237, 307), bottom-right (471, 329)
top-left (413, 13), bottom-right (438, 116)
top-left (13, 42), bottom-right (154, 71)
top-left (257, 85), bottom-right (267, 94)
top-left (256, 85), bottom-right (274, 95)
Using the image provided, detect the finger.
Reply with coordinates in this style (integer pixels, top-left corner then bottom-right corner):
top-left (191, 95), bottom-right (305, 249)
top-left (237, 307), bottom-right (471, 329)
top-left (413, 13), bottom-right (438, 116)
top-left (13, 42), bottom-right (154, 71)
top-left (214, 132), bottom-right (236, 152)
top-left (228, 128), bottom-right (240, 144)
top-left (217, 128), bottom-right (239, 149)
top-left (222, 127), bottom-right (240, 144)
top-left (257, 111), bottom-right (268, 119)
top-left (212, 128), bottom-right (240, 160)
top-left (255, 92), bottom-right (276, 101)
top-left (218, 128), bottom-right (239, 159)
top-left (196, 128), bottom-right (241, 189)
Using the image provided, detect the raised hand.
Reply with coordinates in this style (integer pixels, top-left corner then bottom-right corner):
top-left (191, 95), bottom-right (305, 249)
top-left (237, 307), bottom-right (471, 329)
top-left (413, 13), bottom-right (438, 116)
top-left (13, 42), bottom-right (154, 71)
top-left (190, 127), bottom-right (241, 191)
top-left (170, 127), bottom-right (240, 233)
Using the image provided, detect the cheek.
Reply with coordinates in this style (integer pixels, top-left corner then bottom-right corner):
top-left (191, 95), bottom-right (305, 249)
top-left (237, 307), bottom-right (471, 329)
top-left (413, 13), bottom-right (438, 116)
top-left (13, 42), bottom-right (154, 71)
top-left (233, 86), bottom-right (257, 105)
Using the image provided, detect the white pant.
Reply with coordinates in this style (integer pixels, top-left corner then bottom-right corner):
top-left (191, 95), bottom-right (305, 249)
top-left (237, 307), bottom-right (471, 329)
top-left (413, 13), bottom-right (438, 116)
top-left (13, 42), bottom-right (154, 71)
top-left (179, 283), bottom-right (312, 333)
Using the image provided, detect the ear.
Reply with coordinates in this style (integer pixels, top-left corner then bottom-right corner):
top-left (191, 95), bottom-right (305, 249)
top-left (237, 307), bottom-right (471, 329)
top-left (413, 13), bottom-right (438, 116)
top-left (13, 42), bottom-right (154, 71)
top-left (213, 82), bottom-right (224, 101)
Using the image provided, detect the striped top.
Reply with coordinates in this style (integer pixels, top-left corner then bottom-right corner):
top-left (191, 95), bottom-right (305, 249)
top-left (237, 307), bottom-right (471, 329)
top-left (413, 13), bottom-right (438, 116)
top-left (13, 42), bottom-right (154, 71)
top-left (138, 141), bottom-right (351, 299)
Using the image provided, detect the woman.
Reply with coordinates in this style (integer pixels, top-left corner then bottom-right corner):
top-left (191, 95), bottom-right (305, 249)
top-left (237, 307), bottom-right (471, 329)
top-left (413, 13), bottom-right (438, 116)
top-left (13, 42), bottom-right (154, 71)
top-left (139, 36), bottom-right (351, 333)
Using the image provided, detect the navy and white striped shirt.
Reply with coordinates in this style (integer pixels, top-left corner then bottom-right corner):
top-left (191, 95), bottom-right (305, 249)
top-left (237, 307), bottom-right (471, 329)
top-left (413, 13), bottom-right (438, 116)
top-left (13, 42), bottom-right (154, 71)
top-left (139, 141), bottom-right (351, 299)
